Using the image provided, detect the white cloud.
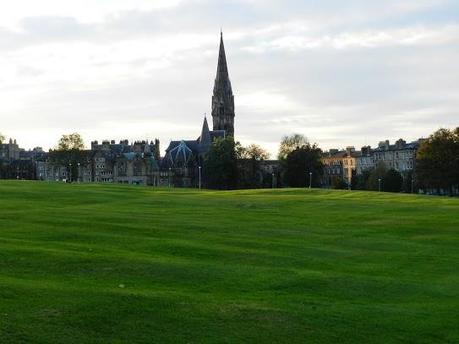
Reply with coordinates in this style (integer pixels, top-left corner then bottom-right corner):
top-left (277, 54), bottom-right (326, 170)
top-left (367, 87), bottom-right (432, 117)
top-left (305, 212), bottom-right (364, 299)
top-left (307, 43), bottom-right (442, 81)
top-left (0, 0), bottom-right (184, 28)
top-left (242, 24), bottom-right (459, 52)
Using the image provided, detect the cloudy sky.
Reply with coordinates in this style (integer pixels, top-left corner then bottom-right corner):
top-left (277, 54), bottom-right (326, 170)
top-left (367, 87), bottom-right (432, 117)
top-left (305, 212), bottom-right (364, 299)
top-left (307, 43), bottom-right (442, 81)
top-left (0, 0), bottom-right (458, 156)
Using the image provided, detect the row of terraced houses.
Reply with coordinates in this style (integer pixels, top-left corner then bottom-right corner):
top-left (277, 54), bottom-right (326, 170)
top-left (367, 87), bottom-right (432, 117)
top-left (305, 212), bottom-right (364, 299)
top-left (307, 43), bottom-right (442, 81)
top-left (321, 138), bottom-right (423, 187)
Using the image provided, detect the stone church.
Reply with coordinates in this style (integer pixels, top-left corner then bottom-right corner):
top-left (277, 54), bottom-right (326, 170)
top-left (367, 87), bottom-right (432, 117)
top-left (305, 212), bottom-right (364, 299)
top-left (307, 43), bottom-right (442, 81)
top-left (162, 32), bottom-right (236, 187)
top-left (22, 32), bottom-right (236, 187)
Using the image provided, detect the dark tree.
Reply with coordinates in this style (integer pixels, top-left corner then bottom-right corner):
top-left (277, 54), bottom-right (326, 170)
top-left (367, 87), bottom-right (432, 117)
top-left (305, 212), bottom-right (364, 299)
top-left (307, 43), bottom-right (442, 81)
top-left (204, 137), bottom-right (238, 190)
top-left (0, 160), bottom-right (36, 180)
top-left (50, 133), bottom-right (87, 182)
top-left (284, 143), bottom-right (323, 187)
top-left (367, 162), bottom-right (388, 191)
top-left (331, 176), bottom-right (347, 189)
top-left (401, 170), bottom-right (416, 193)
top-left (352, 169), bottom-right (372, 190)
top-left (416, 127), bottom-right (459, 194)
top-left (384, 169), bottom-right (403, 193)
top-left (236, 143), bottom-right (270, 189)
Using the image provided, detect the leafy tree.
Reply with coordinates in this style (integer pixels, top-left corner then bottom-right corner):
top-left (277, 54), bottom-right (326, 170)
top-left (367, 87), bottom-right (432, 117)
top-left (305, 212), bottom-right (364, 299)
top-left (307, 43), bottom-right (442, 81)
top-left (0, 133), bottom-right (5, 144)
top-left (204, 137), bottom-right (238, 190)
top-left (367, 162), bottom-right (387, 191)
top-left (401, 170), bottom-right (416, 193)
top-left (284, 143), bottom-right (323, 187)
top-left (236, 143), bottom-right (270, 189)
top-left (384, 169), bottom-right (403, 193)
top-left (50, 133), bottom-right (86, 182)
top-left (238, 144), bottom-right (270, 160)
top-left (416, 127), bottom-right (459, 194)
top-left (56, 133), bottom-right (85, 151)
top-left (278, 134), bottom-right (308, 160)
top-left (352, 169), bottom-right (372, 190)
top-left (331, 176), bottom-right (347, 189)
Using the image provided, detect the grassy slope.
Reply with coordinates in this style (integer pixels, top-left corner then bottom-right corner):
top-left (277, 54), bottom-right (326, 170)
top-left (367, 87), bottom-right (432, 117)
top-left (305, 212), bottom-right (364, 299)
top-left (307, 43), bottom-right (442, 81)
top-left (0, 181), bottom-right (458, 343)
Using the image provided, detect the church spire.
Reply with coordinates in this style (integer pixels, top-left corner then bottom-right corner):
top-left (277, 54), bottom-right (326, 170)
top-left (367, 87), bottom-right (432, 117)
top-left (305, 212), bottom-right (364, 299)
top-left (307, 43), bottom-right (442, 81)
top-left (212, 31), bottom-right (235, 137)
top-left (199, 115), bottom-right (211, 146)
top-left (215, 31), bottom-right (230, 86)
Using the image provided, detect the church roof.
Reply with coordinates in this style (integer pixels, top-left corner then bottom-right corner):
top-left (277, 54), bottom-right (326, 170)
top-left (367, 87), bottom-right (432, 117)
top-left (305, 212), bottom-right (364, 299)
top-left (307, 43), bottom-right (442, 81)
top-left (199, 117), bottom-right (212, 146)
top-left (167, 140), bottom-right (193, 166)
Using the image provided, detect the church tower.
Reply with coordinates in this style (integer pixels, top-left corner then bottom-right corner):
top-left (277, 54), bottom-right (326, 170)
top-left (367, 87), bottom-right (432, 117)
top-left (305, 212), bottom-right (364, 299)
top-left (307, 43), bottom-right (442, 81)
top-left (212, 32), bottom-right (235, 137)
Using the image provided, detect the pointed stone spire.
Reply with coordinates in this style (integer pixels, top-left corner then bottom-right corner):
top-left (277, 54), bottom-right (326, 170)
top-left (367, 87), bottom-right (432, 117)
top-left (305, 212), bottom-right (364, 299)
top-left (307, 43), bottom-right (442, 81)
top-left (200, 115), bottom-right (212, 146)
top-left (212, 31), bottom-right (235, 137)
top-left (215, 31), bottom-right (230, 88)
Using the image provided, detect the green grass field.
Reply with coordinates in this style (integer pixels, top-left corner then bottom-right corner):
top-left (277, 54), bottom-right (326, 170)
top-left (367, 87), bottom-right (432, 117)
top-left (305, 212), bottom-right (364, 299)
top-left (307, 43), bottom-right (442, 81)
top-left (0, 181), bottom-right (458, 343)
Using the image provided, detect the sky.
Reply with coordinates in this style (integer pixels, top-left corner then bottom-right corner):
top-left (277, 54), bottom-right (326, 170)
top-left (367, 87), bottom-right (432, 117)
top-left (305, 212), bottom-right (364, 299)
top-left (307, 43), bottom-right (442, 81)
top-left (0, 0), bottom-right (458, 157)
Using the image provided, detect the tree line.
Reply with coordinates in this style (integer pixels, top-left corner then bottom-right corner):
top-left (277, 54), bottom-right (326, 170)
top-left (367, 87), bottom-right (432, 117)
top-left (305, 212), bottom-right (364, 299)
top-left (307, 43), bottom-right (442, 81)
top-left (203, 133), bottom-right (324, 190)
top-left (1, 127), bottom-right (458, 195)
top-left (204, 127), bottom-right (459, 195)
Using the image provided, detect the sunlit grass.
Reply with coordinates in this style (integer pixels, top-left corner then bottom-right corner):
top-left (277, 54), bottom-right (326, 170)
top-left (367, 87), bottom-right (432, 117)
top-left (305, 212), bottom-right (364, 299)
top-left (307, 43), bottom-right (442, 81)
top-left (0, 181), bottom-right (458, 343)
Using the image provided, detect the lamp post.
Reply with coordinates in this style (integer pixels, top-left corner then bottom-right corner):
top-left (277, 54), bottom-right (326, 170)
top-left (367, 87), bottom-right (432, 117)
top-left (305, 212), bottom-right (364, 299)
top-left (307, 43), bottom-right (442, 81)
top-left (77, 162), bottom-right (81, 183)
top-left (198, 166), bottom-right (202, 190)
top-left (69, 163), bottom-right (72, 183)
top-left (272, 172), bottom-right (275, 189)
top-left (309, 172), bottom-right (312, 189)
top-left (378, 178), bottom-right (382, 192)
top-left (168, 167), bottom-right (172, 188)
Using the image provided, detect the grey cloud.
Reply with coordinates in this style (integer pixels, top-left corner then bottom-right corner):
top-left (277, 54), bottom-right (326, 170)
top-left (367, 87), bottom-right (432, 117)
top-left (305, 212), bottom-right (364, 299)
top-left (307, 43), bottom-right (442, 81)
top-left (21, 16), bottom-right (93, 40)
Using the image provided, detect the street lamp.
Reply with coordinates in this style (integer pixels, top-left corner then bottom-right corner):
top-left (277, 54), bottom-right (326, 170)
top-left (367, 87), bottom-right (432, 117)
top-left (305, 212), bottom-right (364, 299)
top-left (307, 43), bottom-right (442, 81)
top-left (309, 172), bottom-right (312, 189)
top-left (198, 166), bottom-right (202, 190)
top-left (168, 167), bottom-right (172, 188)
top-left (272, 172), bottom-right (275, 189)
top-left (68, 163), bottom-right (72, 183)
top-left (378, 178), bottom-right (382, 192)
top-left (77, 162), bottom-right (81, 183)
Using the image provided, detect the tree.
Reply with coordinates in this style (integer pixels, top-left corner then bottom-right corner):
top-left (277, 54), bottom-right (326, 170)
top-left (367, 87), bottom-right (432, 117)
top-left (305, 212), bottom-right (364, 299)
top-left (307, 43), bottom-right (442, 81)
top-left (238, 144), bottom-right (270, 161)
top-left (353, 169), bottom-right (371, 190)
top-left (0, 133), bottom-right (5, 144)
top-left (331, 176), bottom-right (347, 189)
top-left (367, 162), bottom-right (387, 191)
top-left (278, 134), bottom-right (308, 160)
top-left (416, 127), bottom-right (459, 194)
top-left (401, 170), bottom-right (415, 193)
top-left (284, 143), bottom-right (323, 187)
top-left (204, 137), bottom-right (238, 190)
top-left (236, 143), bottom-right (270, 189)
top-left (384, 169), bottom-right (403, 193)
top-left (50, 133), bottom-right (86, 182)
top-left (56, 133), bottom-right (85, 151)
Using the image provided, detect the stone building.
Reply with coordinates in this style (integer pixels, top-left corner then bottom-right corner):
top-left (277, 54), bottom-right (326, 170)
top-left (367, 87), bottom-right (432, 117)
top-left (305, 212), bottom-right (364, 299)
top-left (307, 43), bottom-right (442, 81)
top-left (322, 147), bottom-right (358, 186)
top-left (0, 139), bottom-right (46, 180)
top-left (355, 139), bottom-right (419, 175)
top-left (323, 139), bottom-right (421, 187)
top-left (37, 139), bottom-right (160, 185)
top-left (0, 138), bottom-right (20, 161)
